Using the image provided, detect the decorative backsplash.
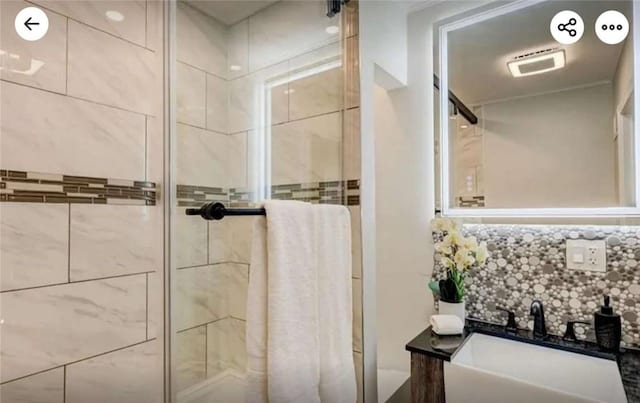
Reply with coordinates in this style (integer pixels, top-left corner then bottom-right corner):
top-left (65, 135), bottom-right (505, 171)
top-left (432, 224), bottom-right (640, 347)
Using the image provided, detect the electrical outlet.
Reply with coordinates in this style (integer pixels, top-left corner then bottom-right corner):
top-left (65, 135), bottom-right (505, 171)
top-left (566, 239), bottom-right (606, 272)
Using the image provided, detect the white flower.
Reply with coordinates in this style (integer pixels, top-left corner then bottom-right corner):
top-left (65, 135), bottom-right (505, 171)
top-left (431, 218), bottom-right (463, 233)
top-left (444, 230), bottom-right (463, 248)
top-left (435, 242), bottom-right (452, 256)
top-left (431, 218), bottom-right (451, 232)
top-left (462, 235), bottom-right (478, 250)
top-left (476, 241), bottom-right (489, 265)
top-left (454, 248), bottom-right (472, 269)
top-left (441, 256), bottom-right (455, 268)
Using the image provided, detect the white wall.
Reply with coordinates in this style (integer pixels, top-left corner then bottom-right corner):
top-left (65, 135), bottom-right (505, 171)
top-left (366, 0), bottom-right (488, 380)
top-left (360, 1), bottom-right (411, 401)
top-left (479, 83), bottom-right (617, 208)
top-left (374, 81), bottom-right (433, 375)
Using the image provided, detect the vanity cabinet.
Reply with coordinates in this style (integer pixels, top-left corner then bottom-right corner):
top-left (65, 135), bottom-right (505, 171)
top-left (410, 352), bottom-right (445, 403)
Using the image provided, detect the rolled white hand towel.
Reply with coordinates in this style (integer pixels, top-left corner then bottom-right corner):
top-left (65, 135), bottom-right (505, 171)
top-left (430, 314), bottom-right (464, 335)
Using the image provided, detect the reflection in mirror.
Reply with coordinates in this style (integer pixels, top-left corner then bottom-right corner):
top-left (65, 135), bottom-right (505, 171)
top-left (438, 0), bottom-right (636, 213)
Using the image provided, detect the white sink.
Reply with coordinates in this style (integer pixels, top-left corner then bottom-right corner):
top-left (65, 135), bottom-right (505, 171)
top-left (444, 332), bottom-right (627, 403)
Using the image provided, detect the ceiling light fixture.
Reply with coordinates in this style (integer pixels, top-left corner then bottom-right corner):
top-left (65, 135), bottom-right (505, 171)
top-left (507, 48), bottom-right (565, 78)
top-left (229, 65), bottom-right (242, 71)
top-left (325, 25), bottom-right (340, 35)
top-left (105, 10), bottom-right (125, 22)
top-left (460, 124), bottom-right (469, 129)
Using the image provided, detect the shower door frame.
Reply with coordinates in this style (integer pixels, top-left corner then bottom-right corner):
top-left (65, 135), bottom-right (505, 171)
top-left (162, 0), bottom-right (177, 402)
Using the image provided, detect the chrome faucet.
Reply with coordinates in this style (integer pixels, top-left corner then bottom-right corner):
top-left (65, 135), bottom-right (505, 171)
top-left (530, 300), bottom-right (547, 338)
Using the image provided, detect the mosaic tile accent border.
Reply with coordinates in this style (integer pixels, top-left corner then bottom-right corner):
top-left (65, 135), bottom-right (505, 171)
top-left (457, 195), bottom-right (485, 208)
top-left (0, 170), bottom-right (156, 205)
top-left (177, 179), bottom-right (360, 207)
top-left (432, 224), bottom-right (640, 348)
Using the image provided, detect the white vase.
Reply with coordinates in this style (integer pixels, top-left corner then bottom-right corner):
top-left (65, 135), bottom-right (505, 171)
top-left (439, 300), bottom-right (466, 324)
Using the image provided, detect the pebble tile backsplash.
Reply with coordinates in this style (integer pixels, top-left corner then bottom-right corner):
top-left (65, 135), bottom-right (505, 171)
top-left (432, 224), bottom-right (640, 347)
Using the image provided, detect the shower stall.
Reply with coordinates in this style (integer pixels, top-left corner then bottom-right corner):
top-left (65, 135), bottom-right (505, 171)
top-left (167, 1), bottom-right (363, 402)
top-left (0, 1), bottom-right (363, 402)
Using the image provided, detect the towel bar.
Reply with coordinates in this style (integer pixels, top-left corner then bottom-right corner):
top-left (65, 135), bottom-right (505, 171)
top-left (185, 202), bottom-right (265, 220)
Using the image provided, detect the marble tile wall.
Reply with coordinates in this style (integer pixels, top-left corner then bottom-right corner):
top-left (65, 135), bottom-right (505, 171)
top-left (173, 0), bottom-right (362, 399)
top-left (0, 1), bottom-right (164, 401)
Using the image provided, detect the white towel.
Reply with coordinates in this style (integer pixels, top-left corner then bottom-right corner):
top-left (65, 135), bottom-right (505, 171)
top-left (246, 200), bottom-right (320, 403)
top-left (315, 204), bottom-right (357, 403)
top-left (246, 215), bottom-right (268, 403)
top-left (245, 201), bottom-right (357, 403)
top-left (430, 314), bottom-right (464, 335)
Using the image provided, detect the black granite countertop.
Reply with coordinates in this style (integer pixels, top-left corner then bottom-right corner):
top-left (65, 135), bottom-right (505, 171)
top-left (406, 319), bottom-right (640, 403)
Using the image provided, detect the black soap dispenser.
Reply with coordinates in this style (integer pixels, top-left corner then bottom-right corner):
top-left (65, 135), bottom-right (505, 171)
top-left (594, 295), bottom-right (621, 352)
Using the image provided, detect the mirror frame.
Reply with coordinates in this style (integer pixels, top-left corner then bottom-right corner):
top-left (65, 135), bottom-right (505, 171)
top-left (438, 0), bottom-right (640, 217)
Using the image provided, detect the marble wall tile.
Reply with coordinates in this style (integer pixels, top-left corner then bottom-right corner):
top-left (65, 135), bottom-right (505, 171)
top-left (287, 41), bottom-right (341, 73)
top-left (271, 112), bottom-right (342, 185)
top-left (207, 318), bottom-right (247, 375)
top-left (33, 0), bottom-right (147, 47)
top-left (0, 275), bottom-right (147, 382)
top-left (69, 205), bottom-right (162, 281)
top-left (228, 61), bottom-right (289, 133)
top-left (175, 265), bottom-right (227, 331)
top-left (353, 351), bottom-right (363, 403)
top-left (146, 0), bottom-right (163, 51)
top-left (228, 131), bottom-right (248, 189)
top-left (206, 73), bottom-right (229, 133)
top-left (227, 264), bottom-right (249, 320)
top-left (206, 319), bottom-right (227, 378)
top-left (177, 123), bottom-right (233, 188)
top-left (209, 219), bottom-right (231, 264)
top-left (289, 66), bottom-right (343, 121)
top-left (177, 1), bottom-right (227, 78)
top-left (0, 367), bottom-right (64, 403)
top-left (0, 0), bottom-right (67, 94)
top-left (66, 340), bottom-right (161, 403)
top-left (228, 318), bottom-right (247, 373)
top-left (67, 21), bottom-right (154, 115)
top-left (228, 216), bottom-right (255, 264)
top-left (345, 36), bottom-right (360, 110)
top-left (1, 81), bottom-right (146, 179)
top-left (349, 206), bottom-right (362, 279)
top-left (175, 210), bottom-right (208, 269)
top-left (175, 326), bottom-right (206, 392)
top-left (177, 62), bottom-right (206, 127)
top-left (344, 107), bottom-right (361, 180)
top-left (271, 82), bottom-right (290, 125)
top-left (227, 20), bottom-right (249, 79)
top-left (352, 279), bottom-right (362, 353)
top-left (248, 0), bottom-right (336, 72)
top-left (146, 115), bottom-right (164, 184)
top-left (147, 272), bottom-right (162, 340)
top-left (1, 204), bottom-right (68, 291)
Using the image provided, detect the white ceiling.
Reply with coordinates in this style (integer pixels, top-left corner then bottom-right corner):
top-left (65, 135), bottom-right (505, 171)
top-left (446, 1), bottom-right (632, 105)
top-left (184, 0), bottom-right (279, 25)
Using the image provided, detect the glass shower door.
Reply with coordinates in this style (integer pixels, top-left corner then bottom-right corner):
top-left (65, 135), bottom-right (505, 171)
top-left (169, 1), bottom-right (361, 401)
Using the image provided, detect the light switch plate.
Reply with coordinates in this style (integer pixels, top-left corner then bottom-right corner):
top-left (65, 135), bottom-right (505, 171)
top-left (566, 239), bottom-right (606, 272)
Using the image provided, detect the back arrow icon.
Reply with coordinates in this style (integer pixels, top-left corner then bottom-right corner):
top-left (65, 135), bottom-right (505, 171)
top-left (24, 17), bottom-right (40, 31)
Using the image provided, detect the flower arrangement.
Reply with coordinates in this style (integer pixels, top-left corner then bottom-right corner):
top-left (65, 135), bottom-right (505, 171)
top-left (429, 218), bottom-right (489, 303)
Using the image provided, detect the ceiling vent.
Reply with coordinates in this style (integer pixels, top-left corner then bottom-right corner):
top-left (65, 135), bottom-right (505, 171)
top-left (507, 48), bottom-right (566, 78)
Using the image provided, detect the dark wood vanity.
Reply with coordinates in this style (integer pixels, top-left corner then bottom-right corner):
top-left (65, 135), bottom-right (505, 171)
top-left (404, 320), bottom-right (640, 403)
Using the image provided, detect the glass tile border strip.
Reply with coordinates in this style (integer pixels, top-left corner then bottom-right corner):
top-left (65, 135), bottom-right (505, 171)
top-left (0, 169), bottom-right (157, 206)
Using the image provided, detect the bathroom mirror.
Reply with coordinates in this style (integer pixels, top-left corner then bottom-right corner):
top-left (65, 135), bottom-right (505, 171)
top-left (437, 0), bottom-right (640, 217)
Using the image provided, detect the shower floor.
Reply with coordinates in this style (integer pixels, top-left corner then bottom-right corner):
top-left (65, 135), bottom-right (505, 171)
top-left (180, 371), bottom-right (245, 403)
